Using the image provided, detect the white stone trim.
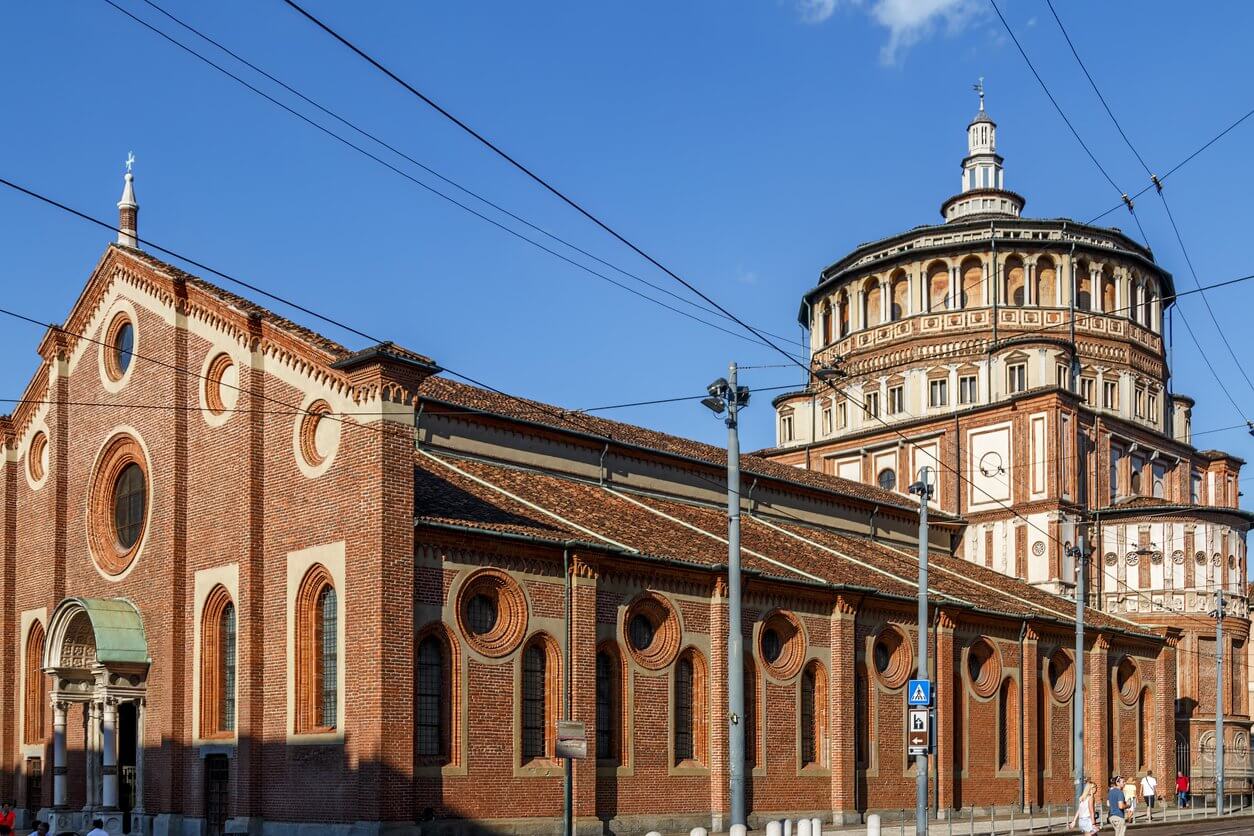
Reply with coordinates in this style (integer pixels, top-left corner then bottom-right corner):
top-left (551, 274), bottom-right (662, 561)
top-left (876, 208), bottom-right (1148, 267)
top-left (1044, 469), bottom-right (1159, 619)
top-left (191, 563), bottom-right (240, 744)
top-left (18, 608), bottom-right (48, 751)
top-left (285, 540), bottom-right (347, 743)
top-left (291, 392), bottom-right (342, 480)
top-left (23, 419), bottom-right (50, 492)
top-left (195, 342), bottom-right (247, 430)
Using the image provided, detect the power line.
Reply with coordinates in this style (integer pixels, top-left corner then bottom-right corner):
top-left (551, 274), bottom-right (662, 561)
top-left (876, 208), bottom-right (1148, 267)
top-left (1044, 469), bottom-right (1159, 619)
top-left (98, 0), bottom-right (800, 356)
top-left (1044, 0), bottom-right (1254, 405)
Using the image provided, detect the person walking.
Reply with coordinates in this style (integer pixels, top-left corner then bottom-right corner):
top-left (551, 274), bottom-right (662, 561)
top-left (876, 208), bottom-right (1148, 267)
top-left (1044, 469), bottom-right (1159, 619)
top-left (1176, 771), bottom-right (1190, 808)
top-left (1140, 771), bottom-right (1158, 821)
top-left (1108, 776), bottom-right (1129, 836)
top-left (85, 819), bottom-right (108, 836)
top-left (0, 803), bottom-right (14, 832)
top-left (1070, 779), bottom-right (1100, 836)
top-left (1123, 776), bottom-right (1138, 820)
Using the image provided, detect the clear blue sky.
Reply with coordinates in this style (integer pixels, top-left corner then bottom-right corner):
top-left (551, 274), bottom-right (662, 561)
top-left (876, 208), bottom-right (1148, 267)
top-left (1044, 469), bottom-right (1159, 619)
top-left (2, 0), bottom-right (1252, 509)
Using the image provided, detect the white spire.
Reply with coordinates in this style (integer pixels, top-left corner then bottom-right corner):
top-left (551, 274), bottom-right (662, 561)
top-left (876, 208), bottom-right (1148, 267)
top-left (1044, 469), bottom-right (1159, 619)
top-left (117, 152), bottom-right (139, 248)
top-left (939, 85), bottom-right (1025, 222)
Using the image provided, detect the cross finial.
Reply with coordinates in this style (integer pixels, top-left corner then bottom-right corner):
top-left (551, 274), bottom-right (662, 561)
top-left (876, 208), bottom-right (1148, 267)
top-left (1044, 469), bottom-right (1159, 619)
top-left (973, 77), bottom-right (985, 111)
top-left (125, 151), bottom-right (135, 174)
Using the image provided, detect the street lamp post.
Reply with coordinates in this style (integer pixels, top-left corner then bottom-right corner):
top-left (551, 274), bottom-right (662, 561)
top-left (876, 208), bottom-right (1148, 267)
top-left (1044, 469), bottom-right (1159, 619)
top-left (909, 468), bottom-right (934, 836)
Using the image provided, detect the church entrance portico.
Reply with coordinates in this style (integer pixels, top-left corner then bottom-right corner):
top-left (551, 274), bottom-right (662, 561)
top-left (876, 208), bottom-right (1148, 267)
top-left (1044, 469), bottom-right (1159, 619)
top-left (41, 597), bottom-right (150, 836)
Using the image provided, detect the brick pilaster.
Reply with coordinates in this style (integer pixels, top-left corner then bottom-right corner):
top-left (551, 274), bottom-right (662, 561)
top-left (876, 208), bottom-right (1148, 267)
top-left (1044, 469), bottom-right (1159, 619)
top-left (1022, 625), bottom-right (1040, 809)
top-left (709, 576), bottom-right (729, 830)
top-left (570, 556), bottom-right (599, 826)
top-left (830, 594), bottom-right (859, 821)
top-left (1086, 634), bottom-right (1110, 784)
top-left (1155, 629), bottom-right (1180, 787)
top-left (936, 609), bottom-right (957, 813)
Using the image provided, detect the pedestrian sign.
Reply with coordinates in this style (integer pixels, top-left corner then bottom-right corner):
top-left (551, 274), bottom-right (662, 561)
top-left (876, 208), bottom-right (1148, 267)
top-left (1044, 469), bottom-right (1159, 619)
top-left (907, 679), bottom-right (932, 706)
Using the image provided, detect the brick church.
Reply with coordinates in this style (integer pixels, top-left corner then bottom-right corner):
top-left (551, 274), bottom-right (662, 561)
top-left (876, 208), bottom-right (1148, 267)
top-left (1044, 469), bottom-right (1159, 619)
top-left (0, 114), bottom-right (1242, 834)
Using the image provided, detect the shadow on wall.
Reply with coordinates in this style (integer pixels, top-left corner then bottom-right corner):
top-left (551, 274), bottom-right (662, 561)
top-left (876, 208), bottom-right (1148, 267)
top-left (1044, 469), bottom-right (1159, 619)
top-left (7, 734), bottom-right (587, 836)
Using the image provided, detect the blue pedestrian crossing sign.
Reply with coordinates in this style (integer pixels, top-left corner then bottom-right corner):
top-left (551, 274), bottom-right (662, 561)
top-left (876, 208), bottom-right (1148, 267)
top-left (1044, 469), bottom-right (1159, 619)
top-left (907, 679), bottom-right (932, 706)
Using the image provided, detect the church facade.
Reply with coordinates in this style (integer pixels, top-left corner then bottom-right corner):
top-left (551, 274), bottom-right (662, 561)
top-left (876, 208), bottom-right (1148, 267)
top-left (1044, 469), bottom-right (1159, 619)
top-left (0, 150), bottom-right (1222, 834)
top-left (767, 96), bottom-right (1252, 800)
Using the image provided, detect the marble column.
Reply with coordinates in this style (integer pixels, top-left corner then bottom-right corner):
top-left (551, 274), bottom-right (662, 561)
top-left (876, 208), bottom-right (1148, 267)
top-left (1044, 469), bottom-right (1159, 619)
top-left (85, 701), bottom-right (98, 810)
top-left (1092, 267), bottom-right (1104, 313)
top-left (102, 698), bottom-right (119, 810)
top-left (52, 700), bottom-right (68, 808)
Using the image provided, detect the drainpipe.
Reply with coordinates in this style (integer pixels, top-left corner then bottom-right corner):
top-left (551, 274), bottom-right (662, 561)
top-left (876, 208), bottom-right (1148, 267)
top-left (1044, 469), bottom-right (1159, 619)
top-left (598, 442), bottom-right (610, 486)
top-left (1019, 621), bottom-right (1028, 813)
top-left (933, 606), bottom-right (941, 816)
top-left (869, 505), bottom-right (879, 543)
top-left (413, 402), bottom-right (425, 449)
top-left (563, 545), bottom-right (573, 836)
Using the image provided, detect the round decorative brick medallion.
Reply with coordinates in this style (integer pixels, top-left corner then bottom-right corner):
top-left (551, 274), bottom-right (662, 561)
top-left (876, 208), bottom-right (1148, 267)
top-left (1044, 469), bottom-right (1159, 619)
top-left (204, 352), bottom-right (237, 416)
top-left (622, 592), bottom-right (680, 671)
top-left (871, 626), bottom-right (913, 690)
top-left (299, 400), bottom-right (334, 467)
top-left (1047, 649), bottom-right (1075, 703)
top-left (455, 568), bottom-right (527, 658)
top-left (758, 609), bottom-right (806, 681)
top-left (1172, 550), bottom-right (1184, 565)
top-left (1116, 656), bottom-right (1140, 706)
top-left (966, 638), bottom-right (1001, 698)
top-left (1031, 541), bottom-right (1045, 557)
top-left (87, 432), bottom-right (149, 577)
top-left (28, 430), bottom-right (48, 483)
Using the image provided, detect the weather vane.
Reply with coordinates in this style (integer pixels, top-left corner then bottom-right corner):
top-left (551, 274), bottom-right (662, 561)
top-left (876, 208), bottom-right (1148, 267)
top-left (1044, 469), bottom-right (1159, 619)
top-left (125, 151), bottom-right (135, 174)
top-left (973, 77), bottom-right (985, 110)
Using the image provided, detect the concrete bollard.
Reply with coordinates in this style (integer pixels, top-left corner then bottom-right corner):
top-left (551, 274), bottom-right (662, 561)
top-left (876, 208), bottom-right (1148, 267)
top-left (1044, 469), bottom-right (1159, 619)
top-left (784, 819), bottom-right (793, 836)
top-left (689, 828), bottom-right (709, 836)
top-left (812, 817), bottom-right (823, 834)
top-left (798, 819), bottom-right (812, 836)
top-left (867, 812), bottom-right (882, 836)
top-left (766, 821), bottom-right (783, 836)
top-left (645, 832), bottom-right (662, 836)
top-left (730, 826), bottom-right (748, 836)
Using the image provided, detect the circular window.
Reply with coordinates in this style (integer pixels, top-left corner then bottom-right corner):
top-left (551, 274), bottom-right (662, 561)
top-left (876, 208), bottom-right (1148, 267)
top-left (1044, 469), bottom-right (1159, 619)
top-left (759, 610), bottom-right (806, 679)
top-left (1047, 649), bottom-right (1075, 702)
top-left (465, 593), bottom-right (498, 635)
top-left (871, 626), bottom-right (912, 689)
top-left (28, 431), bottom-right (48, 483)
top-left (104, 314), bottom-right (135, 382)
top-left (1116, 657), bottom-right (1140, 706)
top-left (622, 592), bottom-right (680, 670)
top-left (966, 639), bottom-right (1001, 698)
top-left (87, 433), bottom-right (149, 577)
top-left (455, 568), bottom-right (526, 657)
top-left (877, 468), bottom-right (897, 491)
top-left (204, 353), bottom-right (238, 417)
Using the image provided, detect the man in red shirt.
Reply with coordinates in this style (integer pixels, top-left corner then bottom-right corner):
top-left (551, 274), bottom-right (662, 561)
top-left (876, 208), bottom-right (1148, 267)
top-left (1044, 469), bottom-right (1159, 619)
top-left (0, 802), bottom-right (15, 831)
top-left (1176, 772), bottom-right (1190, 808)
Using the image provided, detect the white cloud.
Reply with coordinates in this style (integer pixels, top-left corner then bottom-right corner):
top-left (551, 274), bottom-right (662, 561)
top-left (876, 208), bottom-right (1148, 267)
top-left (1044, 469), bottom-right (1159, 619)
top-left (797, 0), bottom-right (985, 64)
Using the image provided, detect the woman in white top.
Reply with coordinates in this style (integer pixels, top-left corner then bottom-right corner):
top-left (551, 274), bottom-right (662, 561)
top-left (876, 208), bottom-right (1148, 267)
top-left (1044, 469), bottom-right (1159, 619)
top-left (1070, 780), bottom-right (1099, 836)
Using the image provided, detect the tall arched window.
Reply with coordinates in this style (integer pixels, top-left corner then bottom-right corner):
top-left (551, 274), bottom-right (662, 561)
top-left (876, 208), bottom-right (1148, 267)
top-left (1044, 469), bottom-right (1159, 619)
top-left (1138, 688), bottom-right (1152, 771)
top-left (296, 565), bottom-right (338, 733)
top-left (674, 648), bottom-right (708, 766)
top-left (999, 677), bottom-right (1017, 770)
top-left (864, 279), bottom-right (883, 328)
top-left (820, 302), bottom-right (833, 345)
top-left (521, 634), bottom-right (559, 762)
top-left (24, 622), bottom-right (46, 744)
top-left (838, 293), bottom-right (850, 337)
top-left (744, 660), bottom-right (757, 768)
top-left (416, 630), bottom-right (452, 763)
top-left (1006, 260), bottom-right (1026, 306)
top-left (890, 274), bottom-right (909, 320)
top-left (800, 661), bottom-right (828, 767)
top-left (200, 587), bottom-right (236, 737)
top-left (596, 644), bottom-right (623, 764)
top-left (855, 663), bottom-right (869, 768)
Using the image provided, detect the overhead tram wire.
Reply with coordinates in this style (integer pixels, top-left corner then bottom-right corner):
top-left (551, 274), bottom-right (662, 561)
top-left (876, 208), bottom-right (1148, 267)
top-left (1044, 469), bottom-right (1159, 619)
top-left (99, 0), bottom-right (799, 356)
top-left (119, 0), bottom-right (796, 347)
top-left (280, 0), bottom-right (1254, 575)
top-left (990, 0), bottom-right (1252, 422)
top-left (1045, 0), bottom-right (1254, 401)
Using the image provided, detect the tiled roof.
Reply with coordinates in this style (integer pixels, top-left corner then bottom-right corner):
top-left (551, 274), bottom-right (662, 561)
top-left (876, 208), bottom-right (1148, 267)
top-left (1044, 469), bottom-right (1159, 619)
top-left (417, 376), bottom-right (950, 519)
top-left (414, 451), bottom-right (1150, 636)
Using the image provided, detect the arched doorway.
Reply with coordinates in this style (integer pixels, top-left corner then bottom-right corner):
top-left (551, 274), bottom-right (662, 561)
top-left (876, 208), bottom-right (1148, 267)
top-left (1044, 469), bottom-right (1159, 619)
top-left (43, 597), bottom-right (149, 836)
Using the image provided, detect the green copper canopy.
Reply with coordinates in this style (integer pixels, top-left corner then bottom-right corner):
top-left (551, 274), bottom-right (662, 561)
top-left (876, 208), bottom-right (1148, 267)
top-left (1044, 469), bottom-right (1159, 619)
top-left (60, 597), bottom-right (150, 665)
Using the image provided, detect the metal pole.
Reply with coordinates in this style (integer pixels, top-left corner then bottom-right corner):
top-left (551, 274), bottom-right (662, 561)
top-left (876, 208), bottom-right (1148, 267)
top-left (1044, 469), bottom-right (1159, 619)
top-left (1071, 536), bottom-right (1085, 811)
top-left (563, 546), bottom-right (573, 836)
top-left (1216, 585), bottom-right (1225, 816)
top-left (911, 468), bottom-right (933, 836)
top-left (727, 361), bottom-right (747, 829)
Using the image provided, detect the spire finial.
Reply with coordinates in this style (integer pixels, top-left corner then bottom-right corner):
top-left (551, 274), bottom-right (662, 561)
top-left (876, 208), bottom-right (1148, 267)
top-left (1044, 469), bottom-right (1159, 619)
top-left (973, 77), bottom-right (985, 111)
top-left (117, 153), bottom-right (139, 248)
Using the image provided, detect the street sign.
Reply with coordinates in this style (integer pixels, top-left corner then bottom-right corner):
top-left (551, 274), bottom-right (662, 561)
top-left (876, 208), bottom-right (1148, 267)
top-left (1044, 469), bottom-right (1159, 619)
top-left (556, 720), bottom-right (587, 759)
top-left (907, 708), bottom-right (930, 755)
top-left (907, 679), bottom-right (932, 706)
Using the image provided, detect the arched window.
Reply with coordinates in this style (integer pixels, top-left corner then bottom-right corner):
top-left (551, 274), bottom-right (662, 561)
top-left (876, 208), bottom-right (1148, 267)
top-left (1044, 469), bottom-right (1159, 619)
top-left (820, 302), bottom-right (833, 345)
top-left (596, 644), bottom-right (624, 764)
top-left (200, 587), bottom-right (236, 737)
top-left (864, 279), bottom-right (883, 328)
top-left (744, 659), bottom-right (758, 768)
top-left (522, 634), bottom-right (559, 762)
top-left (838, 293), bottom-right (850, 337)
top-left (999, 677), bottom-right (1017, 770)
top-left (1138, 688), bottom-right (1152, 771)
top-left (295, 565), bottom-right (338, 733)
top-left (1075, 272), bottom-right (1092, 311)
top-left (1036, 258), bottom-right (1057, 306)
top-left (674, 648), bottom-right (708, 765)
top-left (24, 622), bottom-right (46, 744)
top-left (1006, 260), bottom-right (1025, 306)
top-left (928, 263), bottom-right (948, 311)
top-left (416, 630), bottom-right (452, 763)
top-left (961, 258), bottom-right (983, 307)
top-left (800, 661), bottom-right (828, 767)
top-left (890, 274), bottom-right (909, 320)
top-left (855, 662), bottom-right (870, 768)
